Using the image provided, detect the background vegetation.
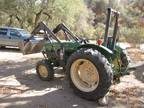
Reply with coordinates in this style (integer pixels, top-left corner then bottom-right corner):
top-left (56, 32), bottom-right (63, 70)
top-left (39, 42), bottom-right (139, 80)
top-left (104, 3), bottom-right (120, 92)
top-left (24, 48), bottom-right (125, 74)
top-left (0, 0), bottom-right (144, 44)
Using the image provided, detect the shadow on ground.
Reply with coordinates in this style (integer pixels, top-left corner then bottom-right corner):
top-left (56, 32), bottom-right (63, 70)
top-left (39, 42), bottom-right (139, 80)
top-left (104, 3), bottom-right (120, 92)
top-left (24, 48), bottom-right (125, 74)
top-left (0, 59), bottom-right (56, 91)
top-left (133, 63), bottom-right (144, 83)
top-left (0, 53), bottom-right (144, 108)
top-left (0, 60), bottom-right (100, 108)
top-left (0, 47), bottom-right (20, 53)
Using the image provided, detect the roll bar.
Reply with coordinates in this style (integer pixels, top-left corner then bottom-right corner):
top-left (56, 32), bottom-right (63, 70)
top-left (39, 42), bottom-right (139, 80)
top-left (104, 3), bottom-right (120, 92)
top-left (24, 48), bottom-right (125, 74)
top-left (104, 8), bottom-right (120, 50)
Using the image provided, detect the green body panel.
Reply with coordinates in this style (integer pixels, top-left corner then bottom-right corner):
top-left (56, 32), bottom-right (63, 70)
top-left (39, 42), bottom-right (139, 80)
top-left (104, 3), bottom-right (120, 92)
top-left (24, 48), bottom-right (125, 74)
top-left (43, 41), bottom-right (81, 64)
top-left (43, 41), bottom-right (128, 79)
top-left (44, 41), bottom-right (113, 60)
top-left (44, 41), bottom-right (81, 51)
top-left (77, 44), bottom-right (113, 59)
top-left (111, 45), bottom-right (129, 76)
top-left (111, 47), bottom-right (122, 76)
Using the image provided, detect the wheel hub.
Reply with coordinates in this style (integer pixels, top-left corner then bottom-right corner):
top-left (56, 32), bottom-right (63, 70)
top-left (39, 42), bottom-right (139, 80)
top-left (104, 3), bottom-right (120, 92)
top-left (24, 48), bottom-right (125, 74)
top-left (71, 59), bottom-right (99, 92)
top-left (38, 65), bottom-right (48, 78)
top-left (78, 61), bottom-right (98, 86)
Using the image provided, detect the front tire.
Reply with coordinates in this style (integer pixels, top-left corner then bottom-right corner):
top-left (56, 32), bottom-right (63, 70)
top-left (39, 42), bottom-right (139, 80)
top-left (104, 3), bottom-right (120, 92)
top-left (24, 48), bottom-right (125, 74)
top-left (66, 48), bottom-right (113, 101)
top-left (36, 60), bottom-right (54, 81)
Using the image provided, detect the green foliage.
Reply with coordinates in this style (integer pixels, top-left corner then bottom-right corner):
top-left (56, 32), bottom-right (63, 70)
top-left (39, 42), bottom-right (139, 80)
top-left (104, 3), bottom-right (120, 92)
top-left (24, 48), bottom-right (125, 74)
top-left (120, 0), bottom-right (144, 44)
top-left (0, 0), bottom-right (143, 43)
top-left (0, 0), bottom-right (95, 38)
top-left (120, 26), bottom-right (144, 44)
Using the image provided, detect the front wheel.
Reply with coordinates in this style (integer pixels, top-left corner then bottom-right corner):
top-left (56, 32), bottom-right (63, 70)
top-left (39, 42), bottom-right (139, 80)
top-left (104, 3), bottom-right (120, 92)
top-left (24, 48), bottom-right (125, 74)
top-left (66, 48), bottom-right (113, 101)
top-left (36, 60), bottom-right (54, 81)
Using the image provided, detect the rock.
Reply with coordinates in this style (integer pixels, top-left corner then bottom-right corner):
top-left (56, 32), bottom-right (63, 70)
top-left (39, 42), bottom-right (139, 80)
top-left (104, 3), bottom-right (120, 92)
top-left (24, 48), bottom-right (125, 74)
top-left (98, 96), bottom-right (108, 106)
top-left (140, 44), bottom-right (144, 52)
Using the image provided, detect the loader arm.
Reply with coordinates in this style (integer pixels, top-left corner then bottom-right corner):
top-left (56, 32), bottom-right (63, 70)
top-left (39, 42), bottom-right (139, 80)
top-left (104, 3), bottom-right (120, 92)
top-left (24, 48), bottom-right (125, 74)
top-left (20, 22), bottom-right (63, 55)
top-left (104, 8), bottom-right (120, 50)
top-left (52, 23), bottom-right (85, 42)
top-left (31, 22), bottom-right (61, 44)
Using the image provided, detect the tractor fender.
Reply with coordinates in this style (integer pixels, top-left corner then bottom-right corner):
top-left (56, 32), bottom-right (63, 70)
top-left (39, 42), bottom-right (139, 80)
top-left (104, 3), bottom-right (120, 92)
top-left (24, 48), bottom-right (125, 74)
top-left (77, 44), bottom-right (113, 58)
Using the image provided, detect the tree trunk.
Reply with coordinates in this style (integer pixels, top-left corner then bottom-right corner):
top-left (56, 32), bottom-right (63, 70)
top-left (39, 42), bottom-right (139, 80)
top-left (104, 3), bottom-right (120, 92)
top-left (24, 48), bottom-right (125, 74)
top-left (15, 15), bottom-right (24, 28)
top-left (34, 9), bottom-right (43, 27)
top-left (7, 15), bottom-right (13, 26)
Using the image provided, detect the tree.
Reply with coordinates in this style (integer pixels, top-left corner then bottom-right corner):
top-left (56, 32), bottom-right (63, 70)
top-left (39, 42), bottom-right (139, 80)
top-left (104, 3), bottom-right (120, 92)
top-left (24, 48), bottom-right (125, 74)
top-left (0, 0), bottom-right (95, 38)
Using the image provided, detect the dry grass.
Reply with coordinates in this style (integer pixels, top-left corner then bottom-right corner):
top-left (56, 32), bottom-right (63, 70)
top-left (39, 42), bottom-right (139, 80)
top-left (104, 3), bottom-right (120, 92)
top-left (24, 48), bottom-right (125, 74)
top-left (127, 48), bottom-right (144, 61)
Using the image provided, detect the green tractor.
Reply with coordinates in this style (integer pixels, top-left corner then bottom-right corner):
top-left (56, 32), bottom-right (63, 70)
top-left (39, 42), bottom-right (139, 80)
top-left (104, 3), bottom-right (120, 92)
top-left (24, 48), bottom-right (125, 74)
top-left (21, 8), bottom-right (129, 101)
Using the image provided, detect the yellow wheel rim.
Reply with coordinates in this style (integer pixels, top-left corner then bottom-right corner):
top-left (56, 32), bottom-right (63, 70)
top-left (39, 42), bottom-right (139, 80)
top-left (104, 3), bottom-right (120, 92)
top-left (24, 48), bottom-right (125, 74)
top-left (38, 65), bottom-right (48, 78)
top-left (70, 59), bottom-right (99, 92)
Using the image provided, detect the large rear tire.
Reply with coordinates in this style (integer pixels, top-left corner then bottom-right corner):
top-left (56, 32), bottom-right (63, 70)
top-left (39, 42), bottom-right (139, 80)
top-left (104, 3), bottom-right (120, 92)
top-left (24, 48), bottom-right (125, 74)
top-left (36, 60), bottom-right (54, 81)
top-left (66, 48), bottom-right (113, 101)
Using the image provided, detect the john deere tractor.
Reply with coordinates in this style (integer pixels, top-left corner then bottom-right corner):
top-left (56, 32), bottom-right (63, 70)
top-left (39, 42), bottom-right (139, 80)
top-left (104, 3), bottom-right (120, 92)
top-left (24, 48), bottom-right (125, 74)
top-left (21, 8), bottom-right (129, 101)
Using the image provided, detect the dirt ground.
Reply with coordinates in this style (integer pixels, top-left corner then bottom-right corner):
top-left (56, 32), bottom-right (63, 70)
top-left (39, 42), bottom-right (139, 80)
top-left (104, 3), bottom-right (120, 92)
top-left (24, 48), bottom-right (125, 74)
top-left (0, 47), bottom-right (144, 108)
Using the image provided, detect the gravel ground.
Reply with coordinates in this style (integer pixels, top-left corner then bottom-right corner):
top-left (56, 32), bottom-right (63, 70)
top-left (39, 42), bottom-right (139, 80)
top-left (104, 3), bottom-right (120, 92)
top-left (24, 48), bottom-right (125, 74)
top-left (0, 47), bottom-right (144, 108)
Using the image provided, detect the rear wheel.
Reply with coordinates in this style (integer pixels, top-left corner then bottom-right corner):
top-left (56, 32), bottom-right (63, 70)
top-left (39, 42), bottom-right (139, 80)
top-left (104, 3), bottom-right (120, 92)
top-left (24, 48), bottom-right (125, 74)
top-left (121, 51), bottom-right (129, 68)
top-left (36, 60), bottom-right (54, 81)
top-left (66, 48), bottom-right (113, 101)
top-left (120, 50), bottom-right (129, 74)
top-left (70, 59), bottom-right (100, 92)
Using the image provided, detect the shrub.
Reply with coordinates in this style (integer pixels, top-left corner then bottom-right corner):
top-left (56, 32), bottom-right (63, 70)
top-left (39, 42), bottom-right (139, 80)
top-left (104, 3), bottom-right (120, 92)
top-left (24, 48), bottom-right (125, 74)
top-left (120, 26), bottom-right (144, 44)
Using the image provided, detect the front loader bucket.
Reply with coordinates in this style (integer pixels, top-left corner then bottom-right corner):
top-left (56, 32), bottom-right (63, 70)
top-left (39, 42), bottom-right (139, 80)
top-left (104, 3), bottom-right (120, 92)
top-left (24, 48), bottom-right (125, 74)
top-left (19, 40), bottom-right (45, 55)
